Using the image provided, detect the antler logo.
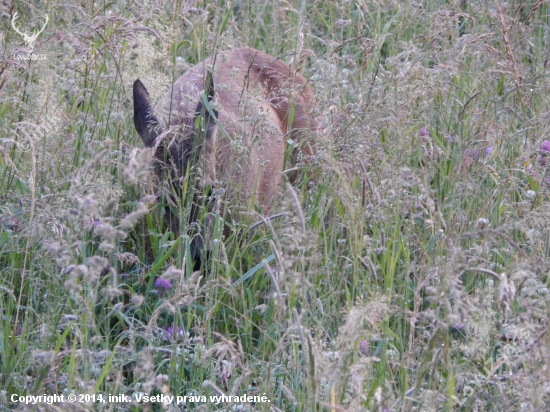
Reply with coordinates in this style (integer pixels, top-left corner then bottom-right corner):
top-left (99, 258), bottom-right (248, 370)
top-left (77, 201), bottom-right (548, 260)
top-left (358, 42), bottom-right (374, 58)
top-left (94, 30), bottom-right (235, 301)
top-left (11, 11), bottom-right (49, 54)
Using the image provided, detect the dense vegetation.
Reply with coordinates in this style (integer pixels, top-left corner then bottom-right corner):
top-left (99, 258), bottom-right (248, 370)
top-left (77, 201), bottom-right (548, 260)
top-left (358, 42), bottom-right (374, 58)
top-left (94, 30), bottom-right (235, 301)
top-left (1, 0), bottom-right (549, 410)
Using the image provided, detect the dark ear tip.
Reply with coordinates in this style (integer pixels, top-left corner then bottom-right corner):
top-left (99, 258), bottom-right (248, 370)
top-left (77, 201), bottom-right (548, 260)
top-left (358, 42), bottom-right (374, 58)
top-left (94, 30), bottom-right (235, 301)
top-left (133, 79), bottom-right (147, 98)
top-left (205, 71), bottom-right (215, 101)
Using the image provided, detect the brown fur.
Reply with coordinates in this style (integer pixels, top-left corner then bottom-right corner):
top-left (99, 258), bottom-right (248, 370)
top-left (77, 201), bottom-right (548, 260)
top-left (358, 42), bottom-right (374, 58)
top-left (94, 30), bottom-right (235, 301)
top-left (133, 47), bottom-right (317, 261)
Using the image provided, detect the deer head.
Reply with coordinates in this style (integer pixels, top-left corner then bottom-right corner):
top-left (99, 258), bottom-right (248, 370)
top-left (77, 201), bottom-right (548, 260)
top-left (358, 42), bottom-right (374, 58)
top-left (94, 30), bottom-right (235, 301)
top-left (132, 48), bottom-right (318, 268)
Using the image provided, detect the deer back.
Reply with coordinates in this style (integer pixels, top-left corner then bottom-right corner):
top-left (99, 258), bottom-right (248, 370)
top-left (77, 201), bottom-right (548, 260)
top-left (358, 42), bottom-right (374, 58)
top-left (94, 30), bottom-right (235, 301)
top-left (134, 47), bottom-right (316, 215)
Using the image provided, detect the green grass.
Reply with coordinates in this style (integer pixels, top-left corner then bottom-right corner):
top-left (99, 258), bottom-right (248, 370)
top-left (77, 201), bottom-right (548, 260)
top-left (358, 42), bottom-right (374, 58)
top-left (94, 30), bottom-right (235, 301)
top-left (1, 0), bottom-right (550, 411)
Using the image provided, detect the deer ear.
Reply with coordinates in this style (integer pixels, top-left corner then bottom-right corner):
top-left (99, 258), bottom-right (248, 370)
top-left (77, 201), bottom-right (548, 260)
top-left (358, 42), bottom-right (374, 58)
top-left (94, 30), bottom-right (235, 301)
top-left (193, 72), bottom-right (218, 141)
top-left (204, 72), bottom-right (218, 141)
top-left (133, 79), bottom-right (162, 147)
top-left (204, 71), bottom-right (215, 104)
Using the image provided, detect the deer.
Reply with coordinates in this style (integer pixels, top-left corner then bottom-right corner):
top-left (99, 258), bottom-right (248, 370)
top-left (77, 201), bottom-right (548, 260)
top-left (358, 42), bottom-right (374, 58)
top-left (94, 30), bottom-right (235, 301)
top-left (133, 47), bottom-right (318, 268)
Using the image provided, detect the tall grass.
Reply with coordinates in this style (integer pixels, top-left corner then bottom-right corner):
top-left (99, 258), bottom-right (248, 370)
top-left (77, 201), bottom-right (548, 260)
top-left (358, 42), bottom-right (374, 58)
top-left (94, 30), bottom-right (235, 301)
top-left (1, 0), bottom-right (549, 411)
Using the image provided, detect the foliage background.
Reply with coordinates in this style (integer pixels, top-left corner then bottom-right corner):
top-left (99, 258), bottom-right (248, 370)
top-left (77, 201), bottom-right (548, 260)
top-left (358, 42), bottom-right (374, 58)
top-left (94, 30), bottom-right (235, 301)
top-left (1, 0), bottom-right (550, 411)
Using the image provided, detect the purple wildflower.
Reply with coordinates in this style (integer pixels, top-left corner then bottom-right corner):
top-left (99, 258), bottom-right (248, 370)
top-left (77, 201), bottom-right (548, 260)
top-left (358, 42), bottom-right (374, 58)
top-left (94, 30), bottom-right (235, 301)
top-left (464, 148), bottom-right (479, 161)
top-left (419, 127), bottom-right (428, 137)
top-left (165, 325), bottom-right (176, 335)
top-left (486, 146), bottom-right (494, 157)
top-left (358, 340), bottom-right (369, 356)
top-left (162, 324), bottom-right (184, 341)
top-left (155, 277), bottom-right (171, 290)
top-left (538, 141), bottom-right (550, 166)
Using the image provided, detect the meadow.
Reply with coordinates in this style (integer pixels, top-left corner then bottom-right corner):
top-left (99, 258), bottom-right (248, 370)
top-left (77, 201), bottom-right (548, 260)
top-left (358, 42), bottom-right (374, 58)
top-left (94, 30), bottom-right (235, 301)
top-left (1, 0), bottom-right (549, 411)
